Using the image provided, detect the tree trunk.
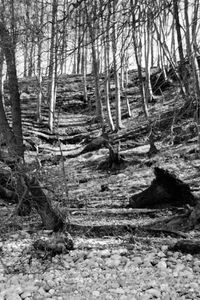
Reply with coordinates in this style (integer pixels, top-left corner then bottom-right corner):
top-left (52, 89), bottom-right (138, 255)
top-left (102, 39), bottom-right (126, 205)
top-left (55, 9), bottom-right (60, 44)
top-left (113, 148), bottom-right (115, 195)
top-left (26, 177), bottom-right (65, 231)
top-left (173, 0), bottom-right (189, 94)
top-left (36, 0), bottom-right (44, 123)
top-left (0, 22), bottom-right (24, 159)
top-left (112, 0), bottom-right (123, 130)
top-left (130, 0), bottom-right (149, 119)
top-left (0, 84), bottom-right (16, 154)
top-left (86, 3), bottom-right (104, 125)
top-left (103, 2), bottom-right (114, 131)
top-left (0, 47), bottom-right (5, 107)
top-left (144, 8), bottom-right (153, 102)
top-left (48, 0), bottom-right (57, 132)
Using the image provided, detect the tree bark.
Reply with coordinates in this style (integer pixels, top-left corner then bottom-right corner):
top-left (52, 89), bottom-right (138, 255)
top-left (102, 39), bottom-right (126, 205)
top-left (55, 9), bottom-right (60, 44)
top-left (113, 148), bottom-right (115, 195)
top-left (0, 22), bottom-right (24, 159)
top-left (26, 176), bottom-right (65, 231)
top-left (173, 0), bottom-right (189, 94)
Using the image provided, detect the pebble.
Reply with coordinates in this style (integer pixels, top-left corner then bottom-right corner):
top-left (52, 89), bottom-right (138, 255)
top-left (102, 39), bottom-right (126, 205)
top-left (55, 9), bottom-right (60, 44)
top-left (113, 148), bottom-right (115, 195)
top-left (92, 290), bottom-right (100, 297)
top-left (157, 260), bottom-right (167, 270)
top-left (146, 288), bottom-right (161, 298)
top-left (157, 251), bottom-right (166, 258)
top-left (21, 291), bottom-right (32, 299)
top-left (131, 256), bottom-right (142, 265)
top-left (5, 294), bottom-right (21, 300)
top-left (100, 249), bottom-right (111, 257)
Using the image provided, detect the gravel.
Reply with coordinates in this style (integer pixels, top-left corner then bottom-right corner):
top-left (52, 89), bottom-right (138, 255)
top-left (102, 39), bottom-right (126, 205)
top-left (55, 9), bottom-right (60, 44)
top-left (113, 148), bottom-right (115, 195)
top-left (1, 235), bottom-right (200, 300)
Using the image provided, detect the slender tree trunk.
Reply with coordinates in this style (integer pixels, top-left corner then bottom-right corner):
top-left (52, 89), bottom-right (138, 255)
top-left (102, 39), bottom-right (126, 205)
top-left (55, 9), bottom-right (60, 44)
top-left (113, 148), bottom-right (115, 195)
top-left (23, 42), bottom-right (28, 77)
top-left (173, 0), bottom-right (189, 94)
top-left (72, 10), bottom-right (78, 74)
top-left (144, 11), bottom-right (153, 102)
top-left (77, 7), bottom-right (82, 74)
top-left (124, 55), bottom-right (132, 117)
top-left (184, 0), bottom-right (192, 60)
top-left (48, 0), bottom-right (57, 132)
top-left (81, 16), bottom-right (88, 105)
top-left (28, 37), bottom-right (34, 77)
top-left (112, 0), bottom-right (123, 130)
top-left (104, 27), bottom-right (114, 130)
top-left (0, 48), bottom-right (4, 107)
top-left (60, 0), bottom-right (68, 74)
top-left (171, 16), bottom-right (177, 64)
top-left (130, 0), bottom-right (149, 118)
top-left (85, 3), bottom-right (104, 125)
top-left (36, 0), bottom-right (44, 122)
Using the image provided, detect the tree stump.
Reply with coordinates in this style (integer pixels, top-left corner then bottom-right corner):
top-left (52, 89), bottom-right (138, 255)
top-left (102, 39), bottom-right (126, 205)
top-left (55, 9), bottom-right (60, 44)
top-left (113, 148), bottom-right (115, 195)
top-left (98, 142), bottom-right (128, 170)
top-left (169, 239), bottom-right (200, 254)
top-left (128, 167), bottom-right (197, 208)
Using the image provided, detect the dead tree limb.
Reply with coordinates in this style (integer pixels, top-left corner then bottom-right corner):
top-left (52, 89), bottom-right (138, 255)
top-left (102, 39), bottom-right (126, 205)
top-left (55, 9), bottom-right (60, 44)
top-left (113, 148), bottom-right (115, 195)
top-left (26, 176), bottom-right (65, 232)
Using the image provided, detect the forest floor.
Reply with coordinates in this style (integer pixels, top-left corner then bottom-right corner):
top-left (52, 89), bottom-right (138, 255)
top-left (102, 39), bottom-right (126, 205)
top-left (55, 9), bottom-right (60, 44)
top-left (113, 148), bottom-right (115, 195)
top-left (1, 73), bottom-right (200, 299)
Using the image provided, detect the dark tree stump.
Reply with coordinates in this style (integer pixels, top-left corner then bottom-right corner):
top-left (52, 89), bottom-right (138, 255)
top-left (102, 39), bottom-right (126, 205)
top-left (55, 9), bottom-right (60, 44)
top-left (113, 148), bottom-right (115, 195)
top-left (98, 142), bottom-right (128, 170)
top-left (128, 167), bottom-right (197, 208)
top-left (67, 135), bottom-right (109, 158)
top-left (169, 239), bottom-right (200, 254)
top-left (80, 135), bottom-right (109, 154)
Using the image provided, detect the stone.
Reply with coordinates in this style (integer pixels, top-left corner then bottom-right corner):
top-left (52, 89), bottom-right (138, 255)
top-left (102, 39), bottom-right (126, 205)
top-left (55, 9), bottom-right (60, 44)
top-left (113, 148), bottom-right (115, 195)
top-left (100, 249), bottom-right (111, 258)
top-left (20, 291), bottom-right (32, 299)
top-left (92, 290), bottom-right (100, 297)
top-left (146, 288), bottom-right (161, 298)
top-left (157, 260), bottom-right (167, 270)
top-left (5, 293), bottom-right (21, 300)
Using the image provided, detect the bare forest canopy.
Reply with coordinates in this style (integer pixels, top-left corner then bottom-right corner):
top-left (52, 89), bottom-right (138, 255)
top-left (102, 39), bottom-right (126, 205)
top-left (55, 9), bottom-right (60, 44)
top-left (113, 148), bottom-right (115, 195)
top-left (0, 0), bottom-right (199, 76)
top-left (0, 0), bottom-right (200, 132)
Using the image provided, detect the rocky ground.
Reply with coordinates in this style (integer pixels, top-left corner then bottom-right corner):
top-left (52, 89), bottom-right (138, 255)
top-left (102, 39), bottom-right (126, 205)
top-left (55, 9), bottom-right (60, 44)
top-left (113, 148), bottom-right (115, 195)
top-left (1, 231), bottom-right (200, 300)
top-left (1, 74), bottom-right (200, 299)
